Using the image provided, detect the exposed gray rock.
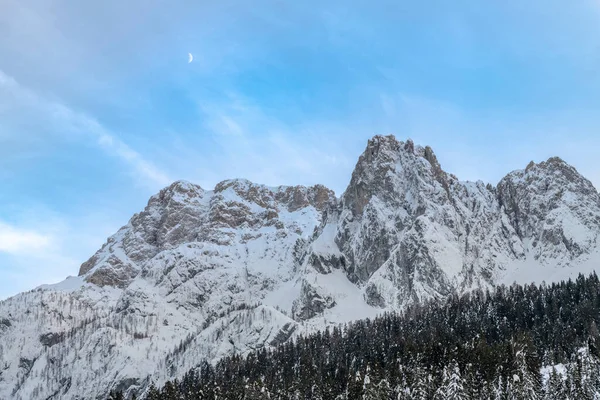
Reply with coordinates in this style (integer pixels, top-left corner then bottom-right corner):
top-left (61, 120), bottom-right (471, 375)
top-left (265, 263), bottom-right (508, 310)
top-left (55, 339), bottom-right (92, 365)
top-left (364, 283), bottom-right (386, 308)
top-left (18, 358), bottom-right (34, 375)
top-left (86, 256), bottom-right (138, 288)
top-left (39, 332), bottom-right (65, 347)
top-left (292, 282), bottom-right (337, 321)
top-left (269, 322), bottom-right (297, 346)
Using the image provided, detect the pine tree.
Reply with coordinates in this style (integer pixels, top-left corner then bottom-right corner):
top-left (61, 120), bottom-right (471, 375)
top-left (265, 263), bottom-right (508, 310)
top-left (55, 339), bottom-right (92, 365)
top-left (544, 367), bottom-right (565, 400)
top-left (465, 365), bottom-right (482, 400)
top-left (163, 380), bottom-right (178, 400)
top-left (244, 381), bottom-right (269, 399)
top-left (434, 361), bottom-right (468, 400)
top-left (512, 339), bottom-right (541, 400)
top-left (588, 348), bottom-right (600, 396)
top-left (107, 391), bottom-right (124, 400)
top-left (492, 374), bottom-right (507, 400)
top-left (411, 366), bottom-right (431, 400)
top-left (377, 379), bottom-right (394, 400)
top-left (505, 375), bottom-right (518, 400)
top-left (362, 371), bottom-right (391, 399)
top-left (146, 383), bottom-right (161, 400)
top-left (573, 350), bottom-right (595, 400)
top-left (444, 360), bottom-right (468, 400)
top-left (395, 369), bottom-right (411, 400)
top-left (310, 383), bottom-right (324, 400)
top-left (362, 367), bottom-right (378, 400)
top-left (347, 370), bottom-right (363, 399)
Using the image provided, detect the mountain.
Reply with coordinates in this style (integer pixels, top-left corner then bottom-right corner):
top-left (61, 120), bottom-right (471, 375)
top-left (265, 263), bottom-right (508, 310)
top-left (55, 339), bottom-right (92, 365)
top-left (1, 135), bottom-right (599, 399)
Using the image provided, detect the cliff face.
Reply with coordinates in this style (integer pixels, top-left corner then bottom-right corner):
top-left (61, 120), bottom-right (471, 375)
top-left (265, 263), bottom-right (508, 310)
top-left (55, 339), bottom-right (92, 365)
top-left (1, 135), bottom-right (599, 399)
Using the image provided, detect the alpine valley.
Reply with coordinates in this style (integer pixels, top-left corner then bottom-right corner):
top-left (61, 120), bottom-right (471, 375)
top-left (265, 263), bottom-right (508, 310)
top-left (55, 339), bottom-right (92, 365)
top-left (1, 135), bottom-right (599, 399)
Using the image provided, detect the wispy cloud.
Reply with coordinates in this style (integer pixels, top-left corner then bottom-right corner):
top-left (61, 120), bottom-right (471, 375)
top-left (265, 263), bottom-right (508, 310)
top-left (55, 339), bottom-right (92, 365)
top-left (0, 214), bottom-right (74, 299)
top-left (0, 68), bottom-right (173, 299)
top-left (0, 208), bottom-right (119, 300)
top-left (0, 69), bottom-right (172, 188)
top-left (0, 221), bottom-right (51, 254)
top-left (183, 92), bottom-right (367, 194)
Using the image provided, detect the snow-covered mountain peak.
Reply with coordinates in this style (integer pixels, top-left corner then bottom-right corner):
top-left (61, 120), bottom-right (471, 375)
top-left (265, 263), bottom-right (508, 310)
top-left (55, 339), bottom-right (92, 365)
top-left (341, 134), bottom-right (455, 218)
top-left (497, 157), bottom-right (600, 268)
top-left (2, 135), bottom-right (600, 399)
top-left (302, 137), bottom-right (600, 314)
top-left (156, 180), bottom-right (206, 202)
top-left (77, 177), bottom-right (336, 291)
top-left (517, 156), bottom-right (599, 197)
top-left (213, 178), bottom-right (335, 213)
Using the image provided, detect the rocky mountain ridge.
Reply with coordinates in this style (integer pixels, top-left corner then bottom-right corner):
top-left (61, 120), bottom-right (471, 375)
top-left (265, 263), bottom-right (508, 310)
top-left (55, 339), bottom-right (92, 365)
top-left (1, 135), bottom-right (599, 399)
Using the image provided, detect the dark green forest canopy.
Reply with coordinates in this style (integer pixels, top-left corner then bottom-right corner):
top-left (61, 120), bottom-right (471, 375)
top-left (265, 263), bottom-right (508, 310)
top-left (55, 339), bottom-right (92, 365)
top-left (110, 273), bottom-right (600, 399)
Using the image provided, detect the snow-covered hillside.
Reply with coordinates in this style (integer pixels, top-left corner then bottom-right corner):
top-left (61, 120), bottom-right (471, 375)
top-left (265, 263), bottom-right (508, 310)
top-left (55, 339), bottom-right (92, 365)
top-left (1, 135), bottom-right (599, 399)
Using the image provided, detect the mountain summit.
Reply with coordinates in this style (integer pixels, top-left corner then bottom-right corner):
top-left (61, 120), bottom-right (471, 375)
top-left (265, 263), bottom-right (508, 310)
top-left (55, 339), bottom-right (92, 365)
top-left (1, 135), bottom-right (599, 399)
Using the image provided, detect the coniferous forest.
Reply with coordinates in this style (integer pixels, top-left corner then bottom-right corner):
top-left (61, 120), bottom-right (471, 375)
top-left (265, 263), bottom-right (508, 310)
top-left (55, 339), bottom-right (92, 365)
top-left (108, 273), bottom-right (600, 399)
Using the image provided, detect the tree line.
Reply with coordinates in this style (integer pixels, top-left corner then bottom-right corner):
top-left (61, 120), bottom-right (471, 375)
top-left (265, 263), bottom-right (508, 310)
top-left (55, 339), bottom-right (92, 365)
top-left (109, 273), bottom-right (600, 399)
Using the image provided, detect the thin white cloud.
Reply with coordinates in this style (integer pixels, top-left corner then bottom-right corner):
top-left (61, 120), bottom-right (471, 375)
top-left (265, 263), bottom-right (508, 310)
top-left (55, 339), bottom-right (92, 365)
top-left (0, 209), bottom-right (120, 300)
top-left (0, 216), bottom-right (75, 300)
top-left (0, 221), bottom-right (52, 254)
top-left (0, 69), bottom-right (172, 188)
top-left (0, 69), bottom-right (172, 298)
top-left (50, 102), bottom-right (172, 187)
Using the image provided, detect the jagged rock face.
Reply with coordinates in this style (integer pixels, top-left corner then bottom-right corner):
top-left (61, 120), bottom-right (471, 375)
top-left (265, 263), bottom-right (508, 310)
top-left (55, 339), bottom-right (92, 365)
top-left (337, 136), bottom-right (460, 285)
top-left (1, 135), bottom-right (599, 399)
top-left (78, 181), bottom-right (208, 285)
top-left (78, 180), bottom-right (336, 289)
top-left (299, 136), bottom-right (599, 312)
top-left (300, 136), bottom-right (498, 309)
top-left (497, 157), bottom-right (600, 264)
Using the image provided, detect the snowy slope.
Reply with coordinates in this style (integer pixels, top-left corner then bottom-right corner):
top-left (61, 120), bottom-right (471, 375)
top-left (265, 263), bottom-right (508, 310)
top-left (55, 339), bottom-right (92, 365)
top-left (1, 135), bottom-right (599, 399)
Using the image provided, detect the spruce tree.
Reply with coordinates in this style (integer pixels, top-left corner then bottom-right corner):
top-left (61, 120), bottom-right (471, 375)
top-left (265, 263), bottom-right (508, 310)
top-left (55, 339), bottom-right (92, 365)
top-left (107, 391), bottom-right (124, 400)
top-left (411, 366), bottom-right (431, 400)
top-left (512, 339), bottom-right (541, 400)
top-left (444, 360), bottom-right (468, 400)
top-left (146, 383), bottom-right (161, 400)
top-left (544, 367), bottom-right (565, 400)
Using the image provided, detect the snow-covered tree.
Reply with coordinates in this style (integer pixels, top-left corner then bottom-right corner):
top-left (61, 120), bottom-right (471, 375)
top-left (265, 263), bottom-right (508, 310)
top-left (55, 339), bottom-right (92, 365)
top-left (435, 360), bottom-right (468, 400)
top-left (544, 367), bottom-right (566, 400)
top-left (411, 365), bottom-right (432, 400)
top-left (512, 343), bottom-right (541, 400)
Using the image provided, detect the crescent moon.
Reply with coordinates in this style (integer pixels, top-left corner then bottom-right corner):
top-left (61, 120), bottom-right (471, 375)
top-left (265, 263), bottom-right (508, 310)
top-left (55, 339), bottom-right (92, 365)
top-left (188, 53), bottom-right (193, 63)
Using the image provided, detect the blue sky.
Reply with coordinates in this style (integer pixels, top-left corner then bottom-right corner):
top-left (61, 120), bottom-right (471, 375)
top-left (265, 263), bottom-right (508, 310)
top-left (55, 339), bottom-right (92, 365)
top-left (1, 0), bottom-right (600, 299)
